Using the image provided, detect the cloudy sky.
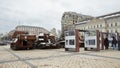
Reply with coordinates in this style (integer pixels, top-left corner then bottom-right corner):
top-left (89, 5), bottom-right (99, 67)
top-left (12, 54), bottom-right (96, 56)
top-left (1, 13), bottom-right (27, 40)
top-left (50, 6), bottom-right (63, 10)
top-left (0, 0), bottom-right (120, 34)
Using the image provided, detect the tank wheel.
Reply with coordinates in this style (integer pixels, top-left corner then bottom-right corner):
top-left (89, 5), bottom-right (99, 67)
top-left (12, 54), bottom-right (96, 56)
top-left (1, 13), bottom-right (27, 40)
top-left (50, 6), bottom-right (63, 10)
top-left (65, 48), bottom-right (68, 51)
top-left (30, 47), bottom-right (34, 49)
top-left (27, 48), bottom-right (30, 50)
top-left (12, 46), bottom-right (17, 50)
top-left (84, 47), bottom-right (88, 51)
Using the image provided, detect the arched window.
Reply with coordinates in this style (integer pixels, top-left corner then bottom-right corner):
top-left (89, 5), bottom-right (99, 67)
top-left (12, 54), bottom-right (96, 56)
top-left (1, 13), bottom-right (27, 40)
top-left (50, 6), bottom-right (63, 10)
top-left (115, 30), bottom-right (117, 33)
top-left (111, 30), bottom-right (113, 33)
top-left (111, 23), bottom-right (113, 27)
top-left (115, 23), bottom-right (117, 26)
top-left (100, 24), bottom-right (102, 27)
top-left (97, 25), bottom-right (99, 28)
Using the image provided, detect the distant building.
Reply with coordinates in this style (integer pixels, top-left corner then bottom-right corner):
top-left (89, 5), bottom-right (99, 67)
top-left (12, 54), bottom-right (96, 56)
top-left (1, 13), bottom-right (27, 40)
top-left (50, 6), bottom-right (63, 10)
top-left (0, 33), bottom-right (3, 37)
top-left (61, 12), bottom-right (93, 38)
top-left (75, 11), bottom-right (120, 36)
top-left (50, 28), bottom-right (57, 37)
top-left (9, 25), bottom-right (49, 36)
top-left (0, 33), bottom-right (3, 41)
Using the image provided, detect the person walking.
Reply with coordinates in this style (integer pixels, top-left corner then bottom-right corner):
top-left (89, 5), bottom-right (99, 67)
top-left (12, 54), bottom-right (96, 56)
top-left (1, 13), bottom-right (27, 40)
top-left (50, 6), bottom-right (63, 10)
top-left (104, 37), bottom-right (109, 49)
top-left (118, 36), bottom-right (120, 51)
top-left (112, 37), bottom-right (117, 50)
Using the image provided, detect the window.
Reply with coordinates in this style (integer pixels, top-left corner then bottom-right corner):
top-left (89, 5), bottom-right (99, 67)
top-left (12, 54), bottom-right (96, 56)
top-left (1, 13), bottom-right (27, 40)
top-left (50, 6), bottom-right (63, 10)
top-left (111, 30), bottom-right (113, 33)
top-left (86, 39), bottom-right (95, 45)
top-left (111, 23), bottom-right (113, 27)
top-left (91, 26), bottom-right (92, 29)
top-left (89, 40), bottom-right (95, 45)
top-left (65, 31), bottom-right (75, 36)
top-left (100, 24), bottom-right (102, 27)
top-left (23, 40), bottom-right (27, 46)
top-left (97, 25), bottom-right (99, 28)
top-left (69, 31), bottom-right (75, 36)
top-left (76, 21), bottom-right (77, 23)
top-left (73, 20), bottom-right (74, 23)
top-left (107, 24), bottom-right (109, 27)
top-left (65, 32), bottom-right (69, 36)
top-left (115, 23), bottom-right (117, 26)
top-left (69, 40), bottom-right (75, 45)
top-left (107, 30), bottom-right (109, 33)
top-left (83, 28), bottom-right (84, 30)
top-left (66, 40), bottom-right (68, 45)
top-left (115, 30), bottom-right (117, 33)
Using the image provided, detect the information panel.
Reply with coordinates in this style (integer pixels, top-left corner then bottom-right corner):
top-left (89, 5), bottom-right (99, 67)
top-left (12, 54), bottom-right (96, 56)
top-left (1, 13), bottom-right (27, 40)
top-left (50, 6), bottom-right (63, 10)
top-left (65, 30), bottom-right (76, 48)
top-left (84, 30), bottom-right (98, 48)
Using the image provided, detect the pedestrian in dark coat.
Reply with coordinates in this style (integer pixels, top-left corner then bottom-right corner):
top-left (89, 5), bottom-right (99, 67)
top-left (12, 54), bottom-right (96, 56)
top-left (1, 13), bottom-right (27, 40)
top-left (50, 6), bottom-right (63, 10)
top-left (112, 37), bottom-right (117, 50)
top-left (118, 36), bottom-right (120, 50)
top-left (104, 38), bottom-right (109, 49)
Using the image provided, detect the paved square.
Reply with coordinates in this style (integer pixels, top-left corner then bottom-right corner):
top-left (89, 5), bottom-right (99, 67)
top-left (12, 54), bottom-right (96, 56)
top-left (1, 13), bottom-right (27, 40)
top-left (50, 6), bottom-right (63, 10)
top-left (0, 45), bottom-right (120, 68)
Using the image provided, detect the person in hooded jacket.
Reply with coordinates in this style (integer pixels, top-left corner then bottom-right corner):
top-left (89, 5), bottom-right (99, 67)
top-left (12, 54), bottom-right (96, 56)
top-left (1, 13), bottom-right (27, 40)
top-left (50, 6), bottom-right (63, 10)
top-left (112, 37), bottom-right (117, 50)
top-left (118, 36), bottom-right (120, 51)
top-left (104, 37), bottom-right (109, 49)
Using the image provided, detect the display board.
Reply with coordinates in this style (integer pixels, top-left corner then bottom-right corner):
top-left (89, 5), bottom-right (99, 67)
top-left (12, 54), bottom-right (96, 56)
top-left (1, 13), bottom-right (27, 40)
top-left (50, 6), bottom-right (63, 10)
top-left (84, 31), bottom-right (97, 48)
top-left (65, 30), bottom-right (76, 48)
top-left (65, 30), bottom-right (100, 52)
top-left (84, 30), bottom-right (100, 51)
top-left (65, 30), bottom-right (79, 52)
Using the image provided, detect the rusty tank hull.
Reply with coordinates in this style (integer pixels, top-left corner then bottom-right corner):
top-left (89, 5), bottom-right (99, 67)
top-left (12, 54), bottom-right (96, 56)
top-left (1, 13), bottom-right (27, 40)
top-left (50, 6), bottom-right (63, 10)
top-left (10, 31), bottom-right (36, 50)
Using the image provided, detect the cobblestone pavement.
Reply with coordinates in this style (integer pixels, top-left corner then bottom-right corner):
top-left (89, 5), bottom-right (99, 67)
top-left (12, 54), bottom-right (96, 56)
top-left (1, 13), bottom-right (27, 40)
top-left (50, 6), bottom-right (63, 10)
top-left (0, 45), bottom-right (120, 68)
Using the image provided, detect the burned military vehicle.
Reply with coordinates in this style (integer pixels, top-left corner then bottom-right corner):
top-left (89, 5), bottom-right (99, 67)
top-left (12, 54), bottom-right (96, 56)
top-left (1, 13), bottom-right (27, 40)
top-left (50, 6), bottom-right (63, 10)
top-left (10, 31), bottom-right (36, 50)
top-left (33, 33), bottom-right (60, 49)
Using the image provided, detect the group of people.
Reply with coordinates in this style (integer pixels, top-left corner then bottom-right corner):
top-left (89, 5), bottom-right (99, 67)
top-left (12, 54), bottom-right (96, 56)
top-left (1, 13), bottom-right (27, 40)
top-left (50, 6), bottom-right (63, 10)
top-left (104, 36), bottom-right (120, 50)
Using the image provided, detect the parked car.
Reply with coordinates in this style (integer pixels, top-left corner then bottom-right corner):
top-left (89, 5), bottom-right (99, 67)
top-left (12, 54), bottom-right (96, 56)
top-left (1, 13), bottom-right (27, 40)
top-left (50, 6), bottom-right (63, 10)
top-left (0, 41), bottom-right (7, 45)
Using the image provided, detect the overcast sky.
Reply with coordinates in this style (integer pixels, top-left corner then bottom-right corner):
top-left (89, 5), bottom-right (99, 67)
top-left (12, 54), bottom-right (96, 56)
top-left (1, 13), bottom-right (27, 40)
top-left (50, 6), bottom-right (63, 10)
top-left (0, 0), bottom-right (120, 34)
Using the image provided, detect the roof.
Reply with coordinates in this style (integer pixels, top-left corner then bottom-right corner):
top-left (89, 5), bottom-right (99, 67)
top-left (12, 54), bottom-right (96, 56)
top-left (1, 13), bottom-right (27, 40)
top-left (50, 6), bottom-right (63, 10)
top-left (97, 11), bottom-right (120, 19)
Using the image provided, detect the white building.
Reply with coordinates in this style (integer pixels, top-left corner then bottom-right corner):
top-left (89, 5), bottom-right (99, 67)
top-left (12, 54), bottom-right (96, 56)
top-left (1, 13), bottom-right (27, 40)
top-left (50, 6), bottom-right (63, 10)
top-left (61, 12), bottom-right (93, 37)
top-left (75, 11), bottom-right (120, 36)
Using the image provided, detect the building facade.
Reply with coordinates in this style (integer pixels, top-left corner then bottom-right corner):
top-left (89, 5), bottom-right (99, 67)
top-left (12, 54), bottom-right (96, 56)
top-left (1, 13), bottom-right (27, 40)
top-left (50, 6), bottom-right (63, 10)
top-left (15, 25), bottom-right (49, 35)
top-left (75, 11), bottom-right (120, 36)
top-left (50, 28), bottom-right (57, 37)
top-left (61, 12), bottom-right (93, 37)
top-left (8, 25), bottom-right (50, 36)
